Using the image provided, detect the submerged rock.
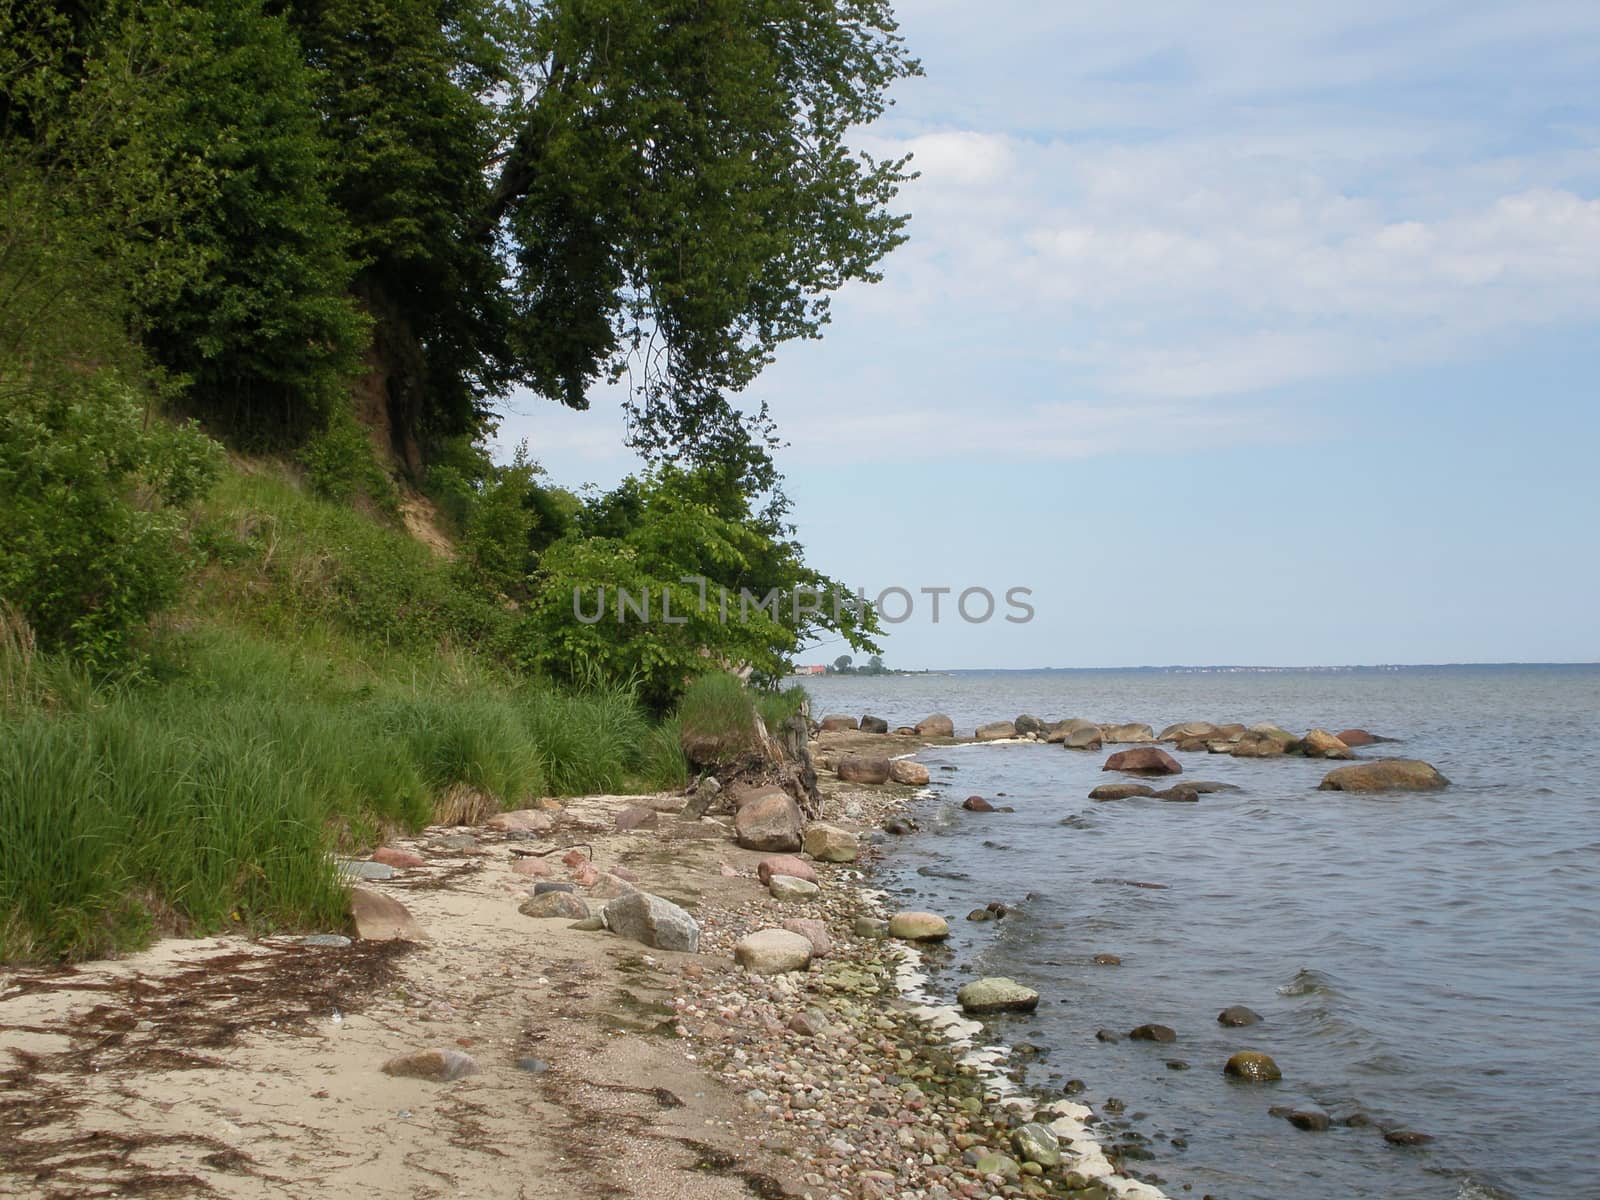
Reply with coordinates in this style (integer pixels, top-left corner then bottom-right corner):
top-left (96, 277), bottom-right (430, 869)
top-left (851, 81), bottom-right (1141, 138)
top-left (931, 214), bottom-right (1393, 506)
top-left (1129, 1023), bottom-right (1177, 1043)
top-left (1218, 1005), bottom-right (1262, 1027)
top-left (1224, 1051), bottom-right (1282, 1081)
top-left (1318, 759), bottom-right (1449, 793)
top-left (963, 794), bottom-right (997, 811)
top-left (1154, 783), bottom-right (1201, 802)
top-left (1089, 782), bottom-right (1156, 800)
top-left (957, 977), bottom-right (1040, 1013)
top-left (1336, 728), bottom-right (1387, 747)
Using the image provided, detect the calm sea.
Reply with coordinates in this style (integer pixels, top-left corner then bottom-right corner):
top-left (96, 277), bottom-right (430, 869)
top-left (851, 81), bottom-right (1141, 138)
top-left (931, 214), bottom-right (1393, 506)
top-left (798, 666), bottom-right (1600, 1200)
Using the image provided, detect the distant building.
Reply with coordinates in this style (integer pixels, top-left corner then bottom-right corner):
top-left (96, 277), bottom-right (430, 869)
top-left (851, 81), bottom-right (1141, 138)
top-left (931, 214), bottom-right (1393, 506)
top-left (795, 664), bottom-right (826, 675)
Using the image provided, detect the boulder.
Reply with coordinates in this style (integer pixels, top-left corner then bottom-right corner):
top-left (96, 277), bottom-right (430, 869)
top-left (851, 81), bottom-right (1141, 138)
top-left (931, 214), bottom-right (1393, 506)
top-left (382, 1049), bottom-right (479, 1082)
top-left (963, 794), bottom-right (996, 812)
top-left (888, 759), bottom-right (931, 786)
top-left (853, 916), bottom-right (889, 938)
top-left (1318, 759), bottom-right (1449, 793)
top-left (1089, 782), bottom-right (1156, 801)
top-left (586, 873), bottom-right (637, 901)
top-left (519, 891), bottom-right (590, 920)
top-left (1101, 722), bottom-right (1156, 744)
top-left (757, 855), bottom-right (816, 885)
top-left (1335, 728), bottom-right (1384, 747)
top-left (893, 726), bottom-right (917, 736)
top-left (486, 809), bottom-right (555, 835)
top-left (371, 846), bottom-right (425, 869)
top-left (818, 714), bottom-right (859, 732)
top-left (858, 715), bottom-right (889, 734)
top-left (1231, 731), bottom-right (1289, 758)
top-left (733, 788), bottom-right (803, 851)
top-left (1300, 729), bottom-right (1353, 759)
top-left (734, 928), bottom-right (813, 974)
top-left (768, 875), bottom-right (820, 900)
top-left (781, 917), bottom-right (833, 957)
top-left (1224, 1051), bottom-right (1282, 1082)
top-left (1046, 718), bottom-right (1097, 744)
top-left (975, 720), bottom-right (1017, 741)
top-left (1218, 1005), bottom-right (1262, 1027)
top-left (1014, 714), bottom-right (1048, 736)
top-left (837, 755), bottom-right (891, 785)
top-left (1213, 723), bottom-right (1247, 739)
top-left (1155, 783), bottom-right (1201, 802)
top-left (349, 888), bottom-right (427, 941)
top-left (957, 977), bottom-right (1040, 1014)
top-left (1129, 1023), bottom-right (1177, 1043)
top-left (1185, 780), bottom-right (1242, 794)
top-left (1157, 721), bottom-right (1218, 743)
top-left (1062, 726), bottom-right (1102, 751)
top-left (887, 911), bottom-right (950, 941)
top-left (802, 823), bottom-right (860, 863)
top-left (1102, 748), bottom-right (1183, 776)
top-left (1011, 1123), bottom-right (1061, 1167)
top-left (602, 891), bottom-right (701, 952)
top-left (510, 857), bottom-right (550, 878)
top-left (914, 713), bottom-right (956, 738)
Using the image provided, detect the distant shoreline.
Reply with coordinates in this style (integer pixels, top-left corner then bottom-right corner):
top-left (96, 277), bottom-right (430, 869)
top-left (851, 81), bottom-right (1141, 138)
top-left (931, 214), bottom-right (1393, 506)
top-left (804, 661), bottom-right (1600, 676)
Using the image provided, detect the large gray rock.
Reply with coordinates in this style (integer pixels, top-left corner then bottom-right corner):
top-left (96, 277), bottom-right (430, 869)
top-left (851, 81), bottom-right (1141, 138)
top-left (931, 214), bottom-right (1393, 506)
top-left (858, 715), bottom-right (890, 734)
top-left (1300, 729), bottom-right (1353, 759)
top-left (914, 713), bottom-right (955, 738)
top-left (519, 891), bottom-right (590, 919)
top-left (957, 977), bottom-right (1040, 1013)
top-left (1157, 721), bottom-right (1219, 743)
top-left (975, 720), bottom-right (1017, 741)
top-left (768, 875), bottom-right (820, 900)
top-left (733, 787), bottom-right (803, 851)
top-left (1062, 725), bottom-right (1102, 751)
top-left (1014, 714), bottom-right (1048, 736)
top-left (888, 759), bottom-right (931, 786)
top-left (734, 928), bottom-right (813, 974)
top-left (1102, 747), bottom-right (1183, 775)
top-left (1089, 782), bottom-right (1156, 801)
top-left (602, 891), bottom-right (701, 952)
top-left (1011, 1122), bottom-right (1061, 1167)
top-left (818, 714), bottom-right (859, 732)
top-left (888, 911), bottom-right (950, 941)
top-left (1318, 759), bottom-right (1449, 793)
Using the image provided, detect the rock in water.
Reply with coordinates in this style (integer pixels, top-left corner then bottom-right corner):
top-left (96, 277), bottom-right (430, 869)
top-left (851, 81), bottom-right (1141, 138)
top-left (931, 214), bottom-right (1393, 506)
top-left (768, 875), bottom-right (820, 900)
top-left (382, 1049), bottom-right (479, 1082)
top-left (802, 822), bottom-right (860, 862)
top-left (818, 714), bottom-right (859, 732)
top-left (1231, 731), bottom-right (1290, 757)
top-left (1155, 783), bottom-right (1202, 802)
top-left (349, 888), bottom-right (426, 941)
top-left (1157, 721), bottom-right (1219, 743)
top-left (858, 715), bottom-right (889, 734)
top-left (1062, 726), bottom-right (1103, 750)
top-left (1287, 1110), bottom-right (1331, 1132)
top-left (1102, 748), bottom-right (1183, 776)
top-left (1300, 729), bottom-right (1353, 759)
top-left (887, 911), bottom-right (950, 941)
top-left (975, 720), bottom-right (1018, 741)
top-left (888, 759), bottom-right (930, 786)
top-left (963, 795), bottom-right (997, 811)
top-left (836, 755), bottom-right (891, 785)
top-left (1011, 1122), bottom-right (1061, 1166)
top-left (957, 977), bottom-right (1040, 1013)
top-left (518, 891), bottom-right (590, 919)
top-left (602, 892), bottom-right (700, 952)
top-left (1218, 1005), bottom-right (1262, 1027)
top-left (1101, 722), bottom-right (1156, 744)
top-left (1224, 1051), bottom-right (1282, 1082)
top-left (1014, 714), bottom-right (1048, 736)
top-left (1318, 759), bottom-right (1449, 792)
top-left (1335, 728), bottom-right (1383, 747)
top-left (756, 855), bottom-right (815, 884)
top-left (1129, 1023), bottom-right (1177, 1043)
top-left (734, 928), bottom-right (813, 974)
top-left (1089, 782), bottom-right (1156, 800)
top-left (733, 788), bottom-right (804, 851)
top-left (914, 713), bottom-right (956, 737)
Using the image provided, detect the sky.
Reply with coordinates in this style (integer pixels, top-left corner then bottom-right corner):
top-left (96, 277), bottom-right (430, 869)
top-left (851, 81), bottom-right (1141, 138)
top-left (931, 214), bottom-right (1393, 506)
top-left (495, 0), bottom-right (1600, 670)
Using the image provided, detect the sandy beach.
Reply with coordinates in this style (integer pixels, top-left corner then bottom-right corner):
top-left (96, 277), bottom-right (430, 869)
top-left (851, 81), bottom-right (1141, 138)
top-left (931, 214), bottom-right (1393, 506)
top-left (1, 731), bottom-right (1162, 1200)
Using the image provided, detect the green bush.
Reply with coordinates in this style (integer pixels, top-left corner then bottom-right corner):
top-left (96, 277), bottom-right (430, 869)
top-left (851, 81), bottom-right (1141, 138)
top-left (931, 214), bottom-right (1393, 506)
top-left (0, 370), bottom-right (224, 670)
top-left (299, 408), bottom-right (397, 511)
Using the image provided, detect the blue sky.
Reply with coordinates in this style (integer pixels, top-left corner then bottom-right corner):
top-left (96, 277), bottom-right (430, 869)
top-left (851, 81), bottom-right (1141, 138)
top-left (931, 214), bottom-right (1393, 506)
top-left (497, 0), bottom-right (1600, 669)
